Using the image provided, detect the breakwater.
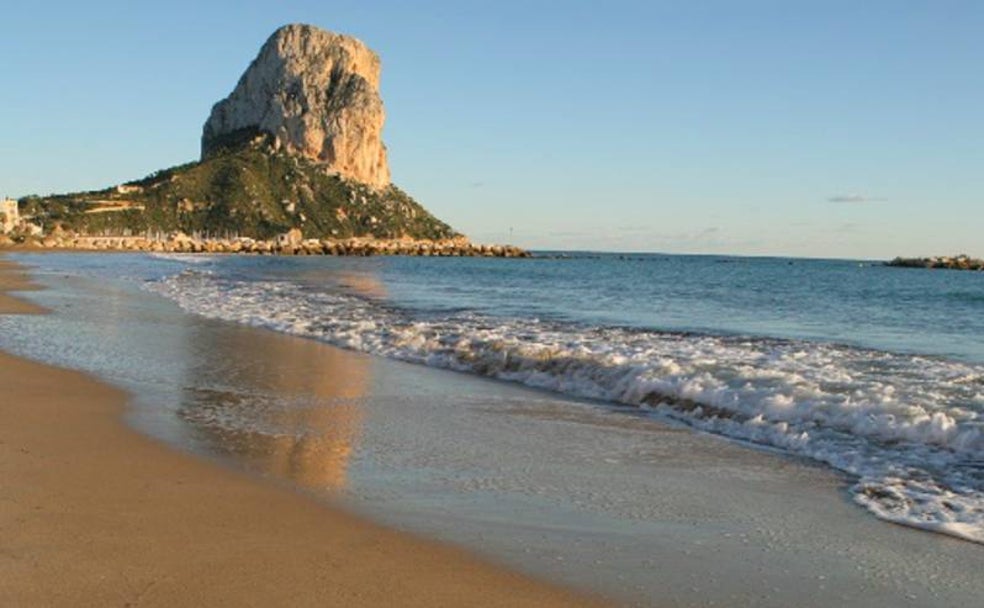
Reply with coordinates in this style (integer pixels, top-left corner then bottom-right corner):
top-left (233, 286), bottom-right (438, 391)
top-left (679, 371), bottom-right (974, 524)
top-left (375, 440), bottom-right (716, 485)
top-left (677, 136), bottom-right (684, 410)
top-left (887, 254), bottom-right (984, 271)
top-left (0, 231), bottom-right (529, 257)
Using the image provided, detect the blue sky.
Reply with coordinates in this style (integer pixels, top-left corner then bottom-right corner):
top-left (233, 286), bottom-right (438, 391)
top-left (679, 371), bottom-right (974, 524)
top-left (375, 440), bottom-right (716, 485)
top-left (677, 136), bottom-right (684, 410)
top-left (2, 1), bottom-right (981, 258)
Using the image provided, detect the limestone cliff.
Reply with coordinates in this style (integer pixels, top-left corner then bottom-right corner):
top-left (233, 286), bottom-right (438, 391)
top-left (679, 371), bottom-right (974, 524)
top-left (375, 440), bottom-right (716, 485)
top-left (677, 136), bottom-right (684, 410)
top-left (202, 24), bottom-right (391, 189)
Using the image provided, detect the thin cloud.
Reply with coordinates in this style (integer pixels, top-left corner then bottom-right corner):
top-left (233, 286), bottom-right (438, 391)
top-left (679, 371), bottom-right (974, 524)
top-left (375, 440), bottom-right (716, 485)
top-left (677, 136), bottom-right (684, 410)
top-left (547, 230), bottom-right (590, 238)
top-left (615, 225), bottom-right (655, 234)
top-left (613, 226), bottom-right (720, 242)
top-left (827, 194), bottom-right (886, 203)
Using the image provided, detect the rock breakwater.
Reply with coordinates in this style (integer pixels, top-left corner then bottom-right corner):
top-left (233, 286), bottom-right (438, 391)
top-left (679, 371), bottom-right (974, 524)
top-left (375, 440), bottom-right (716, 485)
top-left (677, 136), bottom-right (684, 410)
top-left (4, 232), bottom-right (528, 258)
top-left (886, 255), bottom-right (984, 271)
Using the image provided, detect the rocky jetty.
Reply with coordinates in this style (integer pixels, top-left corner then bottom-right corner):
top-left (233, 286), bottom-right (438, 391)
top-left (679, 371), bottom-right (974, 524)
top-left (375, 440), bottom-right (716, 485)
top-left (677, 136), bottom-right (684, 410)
top-left (886, 255), bottom-right (984, 271)
top-left (203, 24), bottom-right (390, 189)
top-left (7, 231), bottom-right (528, 258)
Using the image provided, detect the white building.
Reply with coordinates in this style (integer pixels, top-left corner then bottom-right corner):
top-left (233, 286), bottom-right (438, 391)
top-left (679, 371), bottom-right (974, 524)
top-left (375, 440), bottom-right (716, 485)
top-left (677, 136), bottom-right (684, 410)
top-left (0, 198), bottom-right (18, 234)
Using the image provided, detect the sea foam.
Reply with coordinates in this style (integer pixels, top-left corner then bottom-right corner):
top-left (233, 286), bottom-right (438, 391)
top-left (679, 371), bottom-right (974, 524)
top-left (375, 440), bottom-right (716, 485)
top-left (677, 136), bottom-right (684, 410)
top-left (148, 268), bottom-right (984, 543)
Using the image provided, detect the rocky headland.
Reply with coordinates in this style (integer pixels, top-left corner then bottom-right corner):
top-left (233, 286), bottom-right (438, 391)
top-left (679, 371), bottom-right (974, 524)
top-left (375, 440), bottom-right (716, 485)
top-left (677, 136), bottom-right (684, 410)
top-left (4, 24), bottom-right (524, 257)
top-left (886, 254), bottom-right (984, 271)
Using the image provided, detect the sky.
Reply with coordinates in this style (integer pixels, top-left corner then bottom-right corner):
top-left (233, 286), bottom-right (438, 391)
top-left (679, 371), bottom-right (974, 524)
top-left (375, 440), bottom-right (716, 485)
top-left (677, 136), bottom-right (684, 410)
top-left (1, 1), bottom-right (982, 258)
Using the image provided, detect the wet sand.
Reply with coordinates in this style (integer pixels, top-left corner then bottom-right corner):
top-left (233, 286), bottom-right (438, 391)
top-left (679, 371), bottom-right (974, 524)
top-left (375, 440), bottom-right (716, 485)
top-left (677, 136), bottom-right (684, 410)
top-left (0, 259), bottom-right (46, 314)
top-left (0, 258), bottom-right (605, 607)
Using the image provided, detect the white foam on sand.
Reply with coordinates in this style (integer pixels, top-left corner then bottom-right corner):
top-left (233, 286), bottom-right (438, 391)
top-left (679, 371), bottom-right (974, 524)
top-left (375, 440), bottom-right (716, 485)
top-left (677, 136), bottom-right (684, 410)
top-left (148, 270), bottom-right (984, 543)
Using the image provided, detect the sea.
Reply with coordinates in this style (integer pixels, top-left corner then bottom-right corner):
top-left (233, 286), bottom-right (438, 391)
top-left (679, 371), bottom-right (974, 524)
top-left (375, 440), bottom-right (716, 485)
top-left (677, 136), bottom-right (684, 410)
top-left (2, 251), bottom-right (983, 605)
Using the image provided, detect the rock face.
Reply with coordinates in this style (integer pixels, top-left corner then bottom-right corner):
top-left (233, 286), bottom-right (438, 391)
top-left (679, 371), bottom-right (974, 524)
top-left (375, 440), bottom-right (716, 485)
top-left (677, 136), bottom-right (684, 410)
top-left (202, 24), bottom-right (390, 189)
top-left (1, 198), bottom-right (19, 234)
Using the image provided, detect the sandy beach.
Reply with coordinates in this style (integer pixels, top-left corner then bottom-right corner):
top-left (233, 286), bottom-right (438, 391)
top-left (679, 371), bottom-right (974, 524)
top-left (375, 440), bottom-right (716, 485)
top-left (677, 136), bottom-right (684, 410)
top-left (0, 257), bottom-right (604, 607)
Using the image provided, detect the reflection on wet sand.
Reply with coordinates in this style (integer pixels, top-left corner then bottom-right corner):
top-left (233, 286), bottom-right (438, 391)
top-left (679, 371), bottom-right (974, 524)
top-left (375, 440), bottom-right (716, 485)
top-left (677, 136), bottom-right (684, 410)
top-left (329, 270), bottom-right (390, 299)
top-left (180, 324), bottom-right (370, 492)
top-left (292, 263), bottom-right (389, 300)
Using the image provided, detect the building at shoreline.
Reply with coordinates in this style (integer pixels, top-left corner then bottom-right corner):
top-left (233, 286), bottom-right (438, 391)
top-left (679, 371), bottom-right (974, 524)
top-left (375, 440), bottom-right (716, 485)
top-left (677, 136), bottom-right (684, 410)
top-left (1, 198), bottom-right (19, 234)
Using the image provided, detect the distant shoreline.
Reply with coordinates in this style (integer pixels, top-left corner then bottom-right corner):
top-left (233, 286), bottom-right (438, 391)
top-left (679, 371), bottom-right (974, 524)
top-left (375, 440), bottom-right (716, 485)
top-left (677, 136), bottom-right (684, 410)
top-left (7, 236), bottom-right (982, 267)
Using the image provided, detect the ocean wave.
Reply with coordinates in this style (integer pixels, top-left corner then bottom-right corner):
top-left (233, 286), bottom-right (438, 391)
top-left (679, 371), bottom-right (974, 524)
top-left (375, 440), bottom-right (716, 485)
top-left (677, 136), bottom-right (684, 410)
top-left (147, 270), bottom-right (984, 543)
top-left (146, 252), bottom-right (218, 264)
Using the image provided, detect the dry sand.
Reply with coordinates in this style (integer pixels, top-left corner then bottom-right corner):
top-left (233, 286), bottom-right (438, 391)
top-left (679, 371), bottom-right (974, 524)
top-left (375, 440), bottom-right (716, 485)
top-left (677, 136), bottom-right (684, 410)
top-left (0, 258), bottom-right (605, 607)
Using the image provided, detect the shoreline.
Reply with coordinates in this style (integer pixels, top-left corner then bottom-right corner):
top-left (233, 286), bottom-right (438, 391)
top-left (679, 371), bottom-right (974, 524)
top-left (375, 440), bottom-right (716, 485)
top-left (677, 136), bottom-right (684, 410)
top-left (0, 257), bottom-right (604, 607)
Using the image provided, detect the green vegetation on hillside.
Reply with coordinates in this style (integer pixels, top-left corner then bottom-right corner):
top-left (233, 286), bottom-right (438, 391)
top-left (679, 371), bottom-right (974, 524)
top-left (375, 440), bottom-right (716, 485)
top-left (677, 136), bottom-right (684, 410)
top-left (20, 141), bottom-right (457, 240)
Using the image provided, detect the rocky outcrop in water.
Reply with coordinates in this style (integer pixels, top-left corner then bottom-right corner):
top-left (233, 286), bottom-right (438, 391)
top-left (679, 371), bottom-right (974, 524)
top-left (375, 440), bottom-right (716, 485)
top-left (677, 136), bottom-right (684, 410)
top-left (202, 24), bottom-right (390, 189)
top-left (887, 255), bottom-right (984, 271)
